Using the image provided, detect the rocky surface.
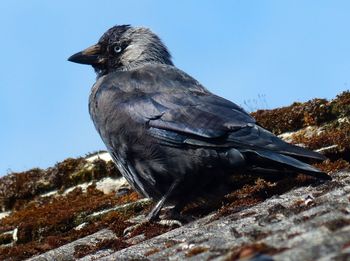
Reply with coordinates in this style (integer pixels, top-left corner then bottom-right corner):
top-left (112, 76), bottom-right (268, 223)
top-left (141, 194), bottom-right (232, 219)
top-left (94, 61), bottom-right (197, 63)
top-left (0, 91), bottom-right (349, 260)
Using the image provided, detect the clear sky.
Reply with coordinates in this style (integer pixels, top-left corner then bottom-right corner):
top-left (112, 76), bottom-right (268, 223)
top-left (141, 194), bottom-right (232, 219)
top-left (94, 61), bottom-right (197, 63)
top-left (1, 1), bottom-right (349, 176)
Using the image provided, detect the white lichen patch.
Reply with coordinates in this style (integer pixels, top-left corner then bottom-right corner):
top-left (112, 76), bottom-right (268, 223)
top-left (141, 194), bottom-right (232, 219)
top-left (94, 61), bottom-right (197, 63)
top-left (315, 145), bottom-right (338, 153)
top-left (12, 227), bottom-right (18, 242)
top-left (84, 152), bottom-right (113, 171)
top-left (40, 177), bottom-right (128, 198)
top-left (95, 177), bottom-right (128, 194)
top-left (278, 131), bottom-right (296, 143)
top-left (63, 182), bottom-right (94, 195)
top-left (0, 211), bottom-right (11, 220)
top-left (88, 198), bottom-right (151, 219)
top-left (86, 152), bottom-right (112, 163)
top-left (0, 227), bottom-right (18, 246)
top-left (338, 117), bottom-right (350, 124)
top-left (41, 190), bottom-right (58, 198)
top-left (279, 125), bottom-right (324, 145)
top-left (74, 222), bottom-right (88, 231)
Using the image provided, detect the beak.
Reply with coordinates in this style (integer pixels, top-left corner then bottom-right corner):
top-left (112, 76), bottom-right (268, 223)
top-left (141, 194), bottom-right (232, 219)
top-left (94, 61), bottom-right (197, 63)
top-left (68, 44), bottom-right (105, 65)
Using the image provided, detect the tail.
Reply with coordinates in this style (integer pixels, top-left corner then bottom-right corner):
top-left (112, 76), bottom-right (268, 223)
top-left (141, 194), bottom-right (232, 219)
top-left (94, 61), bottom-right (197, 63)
top-left (244, 149), bottom-right (331, 180)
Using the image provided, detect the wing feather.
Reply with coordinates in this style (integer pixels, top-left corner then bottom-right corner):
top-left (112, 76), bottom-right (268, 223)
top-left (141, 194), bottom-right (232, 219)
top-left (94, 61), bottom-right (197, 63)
top-left (96, 65), bottom-right (325, 161)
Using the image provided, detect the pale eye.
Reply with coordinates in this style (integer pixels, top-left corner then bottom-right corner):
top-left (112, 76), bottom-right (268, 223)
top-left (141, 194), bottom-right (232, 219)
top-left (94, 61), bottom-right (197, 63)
top-left (114, 45), bottom-right (122, 54)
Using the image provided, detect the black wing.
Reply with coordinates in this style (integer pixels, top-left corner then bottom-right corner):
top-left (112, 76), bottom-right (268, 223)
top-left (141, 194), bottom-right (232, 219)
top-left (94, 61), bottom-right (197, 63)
top-left (100, 64), bottom-right (325, 161)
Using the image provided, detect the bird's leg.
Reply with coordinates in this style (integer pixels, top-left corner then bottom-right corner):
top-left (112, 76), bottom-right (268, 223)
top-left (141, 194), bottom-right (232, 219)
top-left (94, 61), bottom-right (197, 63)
top-left (123, 180), bottom-right (181, 237)
top-left (147, 179), bottom-right (180, 221)
top-left (159, 200), bottom-right (194, 224)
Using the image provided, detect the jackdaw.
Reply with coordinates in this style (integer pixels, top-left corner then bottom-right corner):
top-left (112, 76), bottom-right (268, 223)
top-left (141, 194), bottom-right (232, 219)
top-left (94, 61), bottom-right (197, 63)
top-left (68, 25), bottom-right (330, 220)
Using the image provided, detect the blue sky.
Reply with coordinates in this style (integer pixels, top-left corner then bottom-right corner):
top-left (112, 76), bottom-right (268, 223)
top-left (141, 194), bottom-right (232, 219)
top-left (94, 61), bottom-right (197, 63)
top-left (1, 1), bottom-right (349, 175)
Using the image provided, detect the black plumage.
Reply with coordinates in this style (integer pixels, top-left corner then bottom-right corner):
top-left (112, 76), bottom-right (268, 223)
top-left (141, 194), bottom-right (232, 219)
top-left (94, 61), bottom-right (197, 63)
top-left (68, 25), bottom-right (331, 220)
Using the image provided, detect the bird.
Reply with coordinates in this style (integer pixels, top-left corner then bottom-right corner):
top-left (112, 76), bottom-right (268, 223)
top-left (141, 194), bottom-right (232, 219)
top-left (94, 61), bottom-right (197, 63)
top-left (68, 25), bottom-right (331, 221)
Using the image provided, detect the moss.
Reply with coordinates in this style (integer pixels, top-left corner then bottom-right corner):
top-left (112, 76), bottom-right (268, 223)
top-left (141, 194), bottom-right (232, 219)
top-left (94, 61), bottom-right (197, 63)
top-left (251, 91), bottom-right (349, 135)
top-left (0, 187), bottom-right (142, 260)
top-left (185, 246), bottom-right (209, 257)
top-left (213, 174), bottom-right (318, 220)
top-left (343, 241), bottom-right (350, 250)
top-left (0, 232), bottom-right (13, 245)
top-left (0, 168), bottom-right (46, 210)
top-left (164, 240), bottom-right (179, 248)
top-left (225, 242), bottom-right (287, 261)
top-left (252, 91), bottom-right (350, 164)
top-left (330, 91), bottom-right (350, 117)
top-left (0, 241), bottom-right (53, 261)
top-left (252, 98), bottom-right (333, 135)
top-left (292, 124), bottom-right (350, 159)
top-left (296, 125), bottom-right (349, 150)
top-left (313, 159), bottom-right (350, 173)
top-left (0, 156), bottom-right (122, 212)
top-left (73, 238), bottom-right (130, 259)
top-left (70, 159), bottom-right (121, 185)
top-left (127, 221), bottom-right (179, 240)
top-left (144, 247), bottom-right (161, 256)
top-left (324, 218), bottom-right (350, 232)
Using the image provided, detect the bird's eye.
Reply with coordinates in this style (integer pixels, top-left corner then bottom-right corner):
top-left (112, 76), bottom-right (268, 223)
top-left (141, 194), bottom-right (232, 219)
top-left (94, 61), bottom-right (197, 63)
top-left (113, 45), bottom-right (122, 54)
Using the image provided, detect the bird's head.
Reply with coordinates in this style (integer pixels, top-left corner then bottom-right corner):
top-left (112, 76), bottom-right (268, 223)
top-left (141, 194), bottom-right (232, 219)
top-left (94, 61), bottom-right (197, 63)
top-left (68, 25), bottom-right (173, 77)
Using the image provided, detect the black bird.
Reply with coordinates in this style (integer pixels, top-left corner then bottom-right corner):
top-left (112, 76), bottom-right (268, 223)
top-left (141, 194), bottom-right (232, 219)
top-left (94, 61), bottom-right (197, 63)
top-left (68, 25), bottom-right (330, 220)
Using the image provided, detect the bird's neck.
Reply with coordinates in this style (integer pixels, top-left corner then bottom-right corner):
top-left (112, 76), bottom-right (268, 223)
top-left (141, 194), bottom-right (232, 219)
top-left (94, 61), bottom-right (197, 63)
top-left (95, 59), bottom-right (173, 78)
top-left (120, 59), bottom-right (173, 71)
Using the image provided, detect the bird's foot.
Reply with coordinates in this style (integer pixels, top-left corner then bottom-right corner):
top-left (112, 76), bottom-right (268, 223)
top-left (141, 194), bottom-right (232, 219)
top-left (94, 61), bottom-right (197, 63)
top-left (161, 206), bottom-right (195, 224)
top-left (123, 223), bottom-right (143, 237)
top-left (123, 214), bottom-right (148, 237)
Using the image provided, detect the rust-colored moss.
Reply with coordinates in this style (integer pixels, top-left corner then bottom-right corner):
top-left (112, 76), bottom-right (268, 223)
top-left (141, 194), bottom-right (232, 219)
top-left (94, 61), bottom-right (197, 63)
top-left (73, 238), bottom-right (130, 259)
top-left (252, 98), bottom-right (333, 135)
top-left (118, 191), bottom-right (141, 204)
top-left (0, 168), bottom-right (46, 211)
top-left (164, 240), bottom-right (179, 248)
top-left (0, 241), bottom-right (53, 261)
top-left (185, 246), bottom-right (209, 257)
top-left (313, 159), bottom-right (350, 173)
top-left (213, 174), bottom-right (317, 220)
top-left (251, 91), bottom-right (349, 135)
top-left (226, 242), bottom-right (286, 261)
top-left (324, 218), bottom-right (350, 232)
top-left (127, 221), bottom-right (178, 240)
top-left (0, 156), bottom-right (122, 212)
top-left (292, 124), bottom-right (350, 160)
top-left (0, 232), bottom-right (13, 245)
top-left (144, 247), bottom-right (161, 256)
top-left (0, 186), bottom-right (142, 260)
top-left (343, 241), bottom-right (350, 250)
top-left (330, 91), bottom-right (350, 117)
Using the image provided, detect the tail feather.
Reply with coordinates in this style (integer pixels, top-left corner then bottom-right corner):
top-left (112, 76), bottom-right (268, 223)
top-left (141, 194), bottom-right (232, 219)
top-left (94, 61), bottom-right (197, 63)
top-left (246, 150), bottom-right (331, 180)
top-left (277, 142), bottom-right (327, 161)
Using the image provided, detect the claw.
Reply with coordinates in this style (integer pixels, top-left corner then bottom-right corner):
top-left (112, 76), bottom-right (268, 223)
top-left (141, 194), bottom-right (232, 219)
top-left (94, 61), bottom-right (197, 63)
top-left (123, 223), bottom-right (144, 237)
top-left (123, 215), bottom-right (182, 238)
top-left (158, 219), bottom-right (182, 227)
